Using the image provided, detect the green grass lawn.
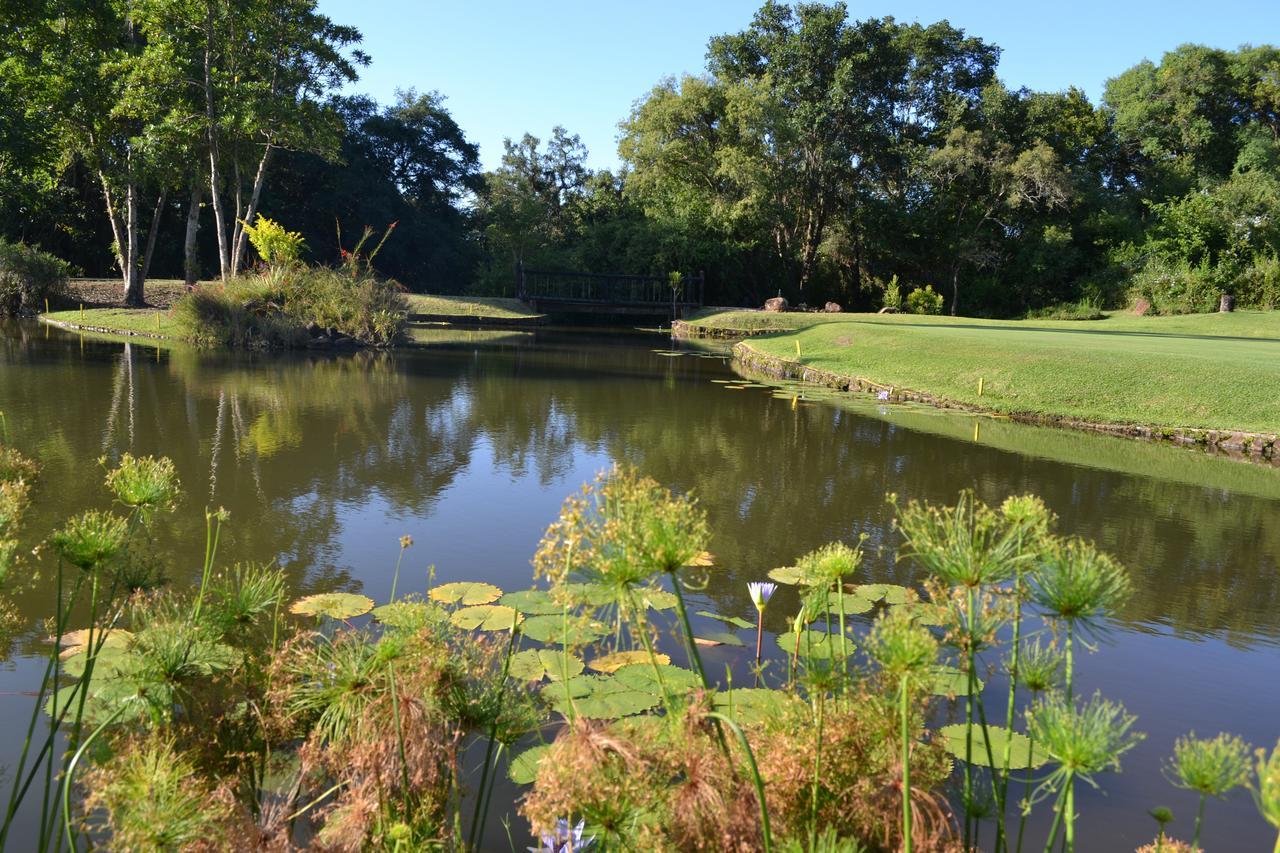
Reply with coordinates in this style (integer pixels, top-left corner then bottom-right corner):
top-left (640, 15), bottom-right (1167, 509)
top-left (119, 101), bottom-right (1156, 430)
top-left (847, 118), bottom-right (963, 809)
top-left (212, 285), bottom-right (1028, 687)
top-left (405, 293), bottom-right (544, 320)
top-left (43, 307), bottom-right (180, 339)
top-left (731, 311), bottom-right (1280, 433)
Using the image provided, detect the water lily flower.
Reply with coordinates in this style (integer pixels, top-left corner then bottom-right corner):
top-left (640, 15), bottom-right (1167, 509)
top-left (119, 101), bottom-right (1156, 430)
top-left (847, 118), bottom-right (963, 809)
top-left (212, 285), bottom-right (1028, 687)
top-left (877, 389), bottom-right (890, 401)
top-left (748, 581), bottom-right (777, 612)
top-left (529, 819), bottom-right (594, 852)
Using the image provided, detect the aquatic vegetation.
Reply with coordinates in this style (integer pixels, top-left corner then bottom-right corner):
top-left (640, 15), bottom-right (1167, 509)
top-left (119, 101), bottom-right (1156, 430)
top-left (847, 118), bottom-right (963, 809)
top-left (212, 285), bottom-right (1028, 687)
top-left (49, 510), bottom-right (129, 570)
top-left (1166, 732), bottom-right (1252, 849)
top-left (1253, 740), bottom-right (1280, 852)
top-left (103, 452), bottom-right (180, 511)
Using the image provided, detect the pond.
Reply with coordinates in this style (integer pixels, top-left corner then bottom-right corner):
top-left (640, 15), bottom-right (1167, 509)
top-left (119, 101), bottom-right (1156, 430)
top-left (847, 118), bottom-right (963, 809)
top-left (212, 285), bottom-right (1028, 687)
top-left (1, 321), bottom-right (1278, 850)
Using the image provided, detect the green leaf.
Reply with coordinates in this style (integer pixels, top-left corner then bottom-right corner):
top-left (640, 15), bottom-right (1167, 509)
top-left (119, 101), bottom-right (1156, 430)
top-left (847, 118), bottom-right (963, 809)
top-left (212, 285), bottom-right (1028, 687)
top-left (638, 589), bottom-right (677, 610)
top-left (450, 605), bottom-right (522, 632)
top-left (499, 589), bottom-right (561, 615)
top-left (853, 583), bottom-right (911, 605)
top-left (372, 600), bottom-right (444, 630)
top-left (508, 743), bottom-right (551, 784)
top-left (775, 629), bottom-right (856, 660)
top-left (930, 665), bottom-right (983, 696)
top-left (695, 630), bottom-right (745, 647)
top-left (612, 663), bottom-right (703, 694)
top-left (938, 723), bottom-right (1046, 770)
top-left (589, 650), bottom-right (669, 673)
top-left (712, 688), bottom-right (797, 725)
top-left (819, 590), bottom-right (876, 616)
top-left (520, 614), bottom-right (607, 646)
top-left (767, 565), bottom-right (807, 585)
top-left (430, 582), bottom-right (502, 606)
top-left (289, 593), bottom-right (374, 620)
top-left (541, 675), bottom-right (660, 719)
top-left (696, 610), bottom-right (755, 630)
top-left (508, 649), bottom-right (584, 682)
top-left (562, 582), bottom-right (614, 607)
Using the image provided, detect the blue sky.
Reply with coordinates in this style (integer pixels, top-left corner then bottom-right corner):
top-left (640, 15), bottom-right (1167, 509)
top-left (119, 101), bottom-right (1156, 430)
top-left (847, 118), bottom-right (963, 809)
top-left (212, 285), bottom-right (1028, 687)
top-left (317, 0), bottom-right (1280, 171)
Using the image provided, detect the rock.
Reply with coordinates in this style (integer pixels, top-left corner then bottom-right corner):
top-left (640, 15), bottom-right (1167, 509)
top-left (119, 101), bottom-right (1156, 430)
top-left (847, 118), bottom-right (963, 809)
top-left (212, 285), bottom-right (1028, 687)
top-left (1132, 298), bottom-right (1152, 316)
top-left (823, 301), bottom-right (843, 313)
top-left (763, 296), bottom-right (789, 312)
top-left (306, 321), bottom-right (322, 336)
top-left (1219, 293), bottom-right (1235, 313)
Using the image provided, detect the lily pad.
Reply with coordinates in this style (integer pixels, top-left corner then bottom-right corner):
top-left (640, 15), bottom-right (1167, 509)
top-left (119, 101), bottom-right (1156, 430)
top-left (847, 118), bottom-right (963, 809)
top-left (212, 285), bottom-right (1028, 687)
top-left (938, 723), bottom-right (1046, 770)
top-left (509, 743), bottom-right (551, 784)
top-left (372, 600), bottom-right (444, 630)
top-left (289, 593), bottom-right (374, 620)
top-left (541, 675), bottom-right (660, 719)
top-left (819, 590), bottom-right (876, 616)
top-left (589, 650), bottom-right (669, 673)
top-left (853, 583), bottom-right (911, 605)
top-left (562, 583), bottom-right (615, 607)
top-left (613, 663), bottom-right (703, 694)
top-left (697, 610), bottom-right (754, 630)
top-left (499, 589), bottom-right (562, 615)
top-left (930, 665), bottom-right (984, 696)
top-left (687, 552), bottom-right (716, 567)
top-left (638, 589), bottom-right (677, 610)
top-left (509, 649), bottom-right (584, 682)
top-left (430, 582), bottom-right (502, 606)
top-left (713, 688), bottom-right (797, 725)
top-left (57, 628), bottom-right (133, 657)
top-left (768, 565), bottom-right (808, 585)
top-left (520, 614), bottom-right (608, 646)
top-left (450, 605), bottom-right (522, 632)
top-left (776, 629), bottom-right (856, 660)
top-left (694, 630), bottom-right (744, 647)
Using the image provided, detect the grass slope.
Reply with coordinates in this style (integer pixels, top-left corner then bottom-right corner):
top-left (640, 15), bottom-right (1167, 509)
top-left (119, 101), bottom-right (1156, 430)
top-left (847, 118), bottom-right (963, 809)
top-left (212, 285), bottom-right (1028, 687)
top-left (726, 312), bottom-right (1280, 433)
top-left (43, 308), bottom-right (179, 339)
top-left (405, 294), bottom-right (543, 320)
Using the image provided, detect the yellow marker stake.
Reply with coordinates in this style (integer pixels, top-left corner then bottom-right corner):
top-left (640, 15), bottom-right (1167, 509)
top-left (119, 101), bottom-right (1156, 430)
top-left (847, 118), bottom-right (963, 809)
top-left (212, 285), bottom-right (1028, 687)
top-left (44, 297), bottom-right (49, 314)
top-left (977, 377), bottom-right (984, 396)
top-left (974, 420), bottom-right (981, 442)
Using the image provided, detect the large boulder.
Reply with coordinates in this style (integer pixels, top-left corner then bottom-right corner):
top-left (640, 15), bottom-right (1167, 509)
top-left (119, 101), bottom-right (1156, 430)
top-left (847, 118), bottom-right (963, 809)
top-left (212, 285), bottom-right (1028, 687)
top-left (822, 301), bottom-right (842, 313)
top-left (763, 296), bottom-right (789, 312)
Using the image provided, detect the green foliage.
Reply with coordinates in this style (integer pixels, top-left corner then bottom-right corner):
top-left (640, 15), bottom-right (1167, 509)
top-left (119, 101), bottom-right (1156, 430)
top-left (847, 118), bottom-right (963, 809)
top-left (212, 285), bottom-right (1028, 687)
top-left (882, 275), bottom-right (902, 310)
top-left (0, 237), bottom-right (70, 316)
top-left (104, 454), bottom-right (180, 512)
top-left (1028, 692), bottom-right (1144, 777)
top-left (49, 510), bottom-right (128, 570)
top-left (905, 285), bottom-right (944, 315)
top-left (240, 216), bottom-right (307, 267)
top-left (1169, 732), bottom-right (1253, 798)
top-left (172, 265), bottom-right (407, 348)
top-left (1254, 740), bottom-right (1280, 834)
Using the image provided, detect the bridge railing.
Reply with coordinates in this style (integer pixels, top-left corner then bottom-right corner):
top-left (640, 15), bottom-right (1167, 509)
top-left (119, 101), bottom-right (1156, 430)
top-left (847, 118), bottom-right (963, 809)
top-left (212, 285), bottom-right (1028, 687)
top-left (516, 265), bottom-right (704, 307)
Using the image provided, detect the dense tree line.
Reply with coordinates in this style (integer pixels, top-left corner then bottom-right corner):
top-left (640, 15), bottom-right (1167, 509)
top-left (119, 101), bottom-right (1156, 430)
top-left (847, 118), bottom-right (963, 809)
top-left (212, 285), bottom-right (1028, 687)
top-left (2, 1), bottom-right (1278, 315)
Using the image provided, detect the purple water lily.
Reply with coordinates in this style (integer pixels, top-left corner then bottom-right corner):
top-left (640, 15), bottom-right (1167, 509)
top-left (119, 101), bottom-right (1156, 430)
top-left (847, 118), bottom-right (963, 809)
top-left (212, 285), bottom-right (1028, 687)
top-left (877, 389), bottom-right (890, 401)
top-left (748, 581), bottom-right (777, 611)
top-left (529, 819), bottom-right (595, 852)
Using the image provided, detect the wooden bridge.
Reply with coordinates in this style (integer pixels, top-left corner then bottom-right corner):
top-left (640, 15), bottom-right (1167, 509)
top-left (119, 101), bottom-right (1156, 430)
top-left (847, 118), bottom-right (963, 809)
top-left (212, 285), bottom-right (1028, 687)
top-left (516, 264), bottom-right (704, 316)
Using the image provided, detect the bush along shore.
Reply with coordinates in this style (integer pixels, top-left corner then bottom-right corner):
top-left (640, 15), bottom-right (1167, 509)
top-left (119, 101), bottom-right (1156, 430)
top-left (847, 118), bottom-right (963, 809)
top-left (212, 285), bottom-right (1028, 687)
top-left (2, 455), bottom-right (1279, 851)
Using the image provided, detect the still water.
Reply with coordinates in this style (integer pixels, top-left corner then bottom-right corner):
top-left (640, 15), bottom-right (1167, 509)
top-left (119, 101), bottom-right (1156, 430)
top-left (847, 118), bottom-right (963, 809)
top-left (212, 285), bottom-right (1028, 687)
top-left (1, 321), bottom-right (1278, 850)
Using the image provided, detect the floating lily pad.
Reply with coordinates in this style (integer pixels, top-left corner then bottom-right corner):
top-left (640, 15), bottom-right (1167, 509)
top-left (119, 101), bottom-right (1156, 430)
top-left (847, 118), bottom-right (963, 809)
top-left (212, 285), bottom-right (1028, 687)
top-left (430, 582), bottom-right (502, 606)
top-left (562, 583), bottom-right (615, 607)
top-left (57, 628), bottom-right (133, 657)
top-left (509, 649), bottom-right (584, 682)
top-left (694, 630), bottom-right (745, 647)
top-left (589, 650), bottom-right (669, 673)
top-left (450, 605), bottom-right (522, 632)
top-left (289, 593), bottom-right (374, 620)
top-left (613, 663), bottom-right (703, 694)
top-left (499, 589), bottom-right (561, 615)
top-left (819, 590), bottom-right (876, 616)
top-left (372, 600), bottom-right (444, 630)
top-left (722, 385), bottom-right (746, 390)
top-left (697, 611), bottom-right (754, 630)
top-left (853, 583), bottom-right (911, 605)
top-left (776, 629), bottom-right (856, 660)
top-left (509, 743), bottom-right (551, 784)
top-left (768, 566), bottom-right (808, 585)
top-left (520, 614), bottom-right (608, 646)
top-left (938, 723), bottom-right (1046, 770)
top-left (688, 552), bottom-right (715, 567)
top-left (541, 675), bottom-right (661, 719)
top-left (930, 665), bottom-right (984, 696)
top-left (713, 688), bottom-right (797, 725)
top-left (638, 589), bottom-right (677, 610)
top-left (60, 644), bottom-right (131, 679)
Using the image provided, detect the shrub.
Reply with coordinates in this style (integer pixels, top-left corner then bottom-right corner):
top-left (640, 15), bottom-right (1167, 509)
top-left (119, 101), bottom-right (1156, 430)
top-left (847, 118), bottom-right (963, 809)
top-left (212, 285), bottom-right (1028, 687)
top-left (1237, 254), bottom-right (1280, 309)
top-left (906, 285), bottom-right (944, 315)
top-left (240, 216), bottom-right (307, 267)
top-left (882, 275), bottom-right (902, 311)
top-left (1128, 258), bottom-right (1222, 315)
top-left (172, 265), bottom-right (407, 348)
top-left (1026, 297), bottom-right (1105, 321)
top-left (0, 237), bottom-right (71, 316)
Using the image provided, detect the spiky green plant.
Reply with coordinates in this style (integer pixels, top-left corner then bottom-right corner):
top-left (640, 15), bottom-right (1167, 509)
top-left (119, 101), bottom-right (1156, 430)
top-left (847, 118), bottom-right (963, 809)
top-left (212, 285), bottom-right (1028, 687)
top-left (1030, 537), bottom-right (1130, 698)
top-left (866, 608), bottom-right (939, 853)
top-left (1166, 732), bottom-right (1251, 850)
top-left (796, 541), bottom-right (863, 673)
top-left (49, 510), bottom-right (129, 571)
top-left (208, 561), bottom-right (286, 638)
top-left (1011, 637), bottom-right (1065, 853)
top-left (1028, 692), bottom-right (1144, 852)
top-left (103, 453), bottom-right (180, 512)
top-left (1252, 740), bottom-right (1280, 853)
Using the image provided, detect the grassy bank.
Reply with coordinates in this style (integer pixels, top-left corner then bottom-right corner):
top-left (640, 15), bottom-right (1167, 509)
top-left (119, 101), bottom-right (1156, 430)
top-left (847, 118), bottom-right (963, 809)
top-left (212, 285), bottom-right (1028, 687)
top-left (721, 311), bottom-right (1280, 435)
top-left (405, 293), bottom-right (545, 322)
top-left (42, 307), bottom-right (179, 339)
